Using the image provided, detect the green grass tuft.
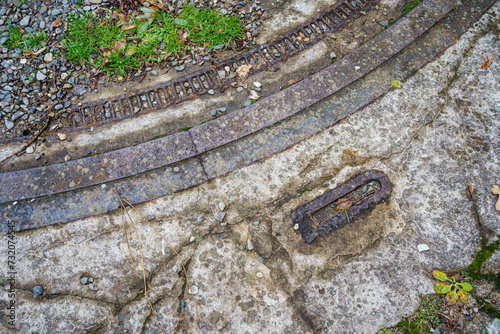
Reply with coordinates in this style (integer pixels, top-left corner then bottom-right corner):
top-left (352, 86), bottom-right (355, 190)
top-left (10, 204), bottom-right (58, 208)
top-left (62, 6), bottom-right (243, 75)
top-left (4, 25), bottom-right (23, 49)
top-left (403, 0), bottom-right (424, 16)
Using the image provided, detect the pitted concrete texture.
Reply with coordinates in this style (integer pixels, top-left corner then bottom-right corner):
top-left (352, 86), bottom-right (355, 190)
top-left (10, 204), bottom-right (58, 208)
top-left (0, 3), bottom-right (499, 334)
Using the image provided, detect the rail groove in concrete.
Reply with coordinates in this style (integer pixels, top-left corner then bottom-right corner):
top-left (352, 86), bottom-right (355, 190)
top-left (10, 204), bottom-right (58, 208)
top-left (0, 0), bottom-right (496, 232)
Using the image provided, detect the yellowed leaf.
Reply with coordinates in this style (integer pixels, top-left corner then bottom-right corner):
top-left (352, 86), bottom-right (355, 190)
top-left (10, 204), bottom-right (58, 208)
top-left (236, 64), bottom-right (252, 78)
top-left (23, 47), bottom-right (46, 57)
top-left (492, 185), bottom-right (500, 211)
top-left (482, 54), bottom-right (494, 69)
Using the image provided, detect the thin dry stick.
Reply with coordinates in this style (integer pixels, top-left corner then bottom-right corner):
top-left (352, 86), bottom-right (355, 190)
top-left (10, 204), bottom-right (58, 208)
top-left (119, 203), bottom-right (138, 277)
top-left (116, 193), bottom-right (213, 330)
top-left (115, 191), bottom-right (164, 334)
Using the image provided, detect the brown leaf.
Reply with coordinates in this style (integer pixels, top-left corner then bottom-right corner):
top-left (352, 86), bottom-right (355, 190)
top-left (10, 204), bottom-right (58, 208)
top-left (103, 51), bottom-right (112, 57)
top-left (23, 47), bottom-right (46, 57)
top-left (492, 185), bottom-right (500, 211)
top-left (236, 64), bottom-right (252, 78)
top-left (52, 19), bottom-right (62, 27)
top-left (288, 78), bottom-right (302, 86)
top-left (468, 183), bottom-right (475, 193)
top-left (54, 44), bottom-right (67, 50)
top-left (57, 133), bottom-right (67, 141)
top-left (481, 54), bottom-right (494, 69)
top-left (122, 24), bottom-right (136, 31)
top-left (111, 40), bottom-right (127, 53)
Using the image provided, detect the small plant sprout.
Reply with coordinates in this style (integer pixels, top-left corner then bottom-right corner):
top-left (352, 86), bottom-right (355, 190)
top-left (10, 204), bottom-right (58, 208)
top-left (432, 270), bottom-right (473, 305)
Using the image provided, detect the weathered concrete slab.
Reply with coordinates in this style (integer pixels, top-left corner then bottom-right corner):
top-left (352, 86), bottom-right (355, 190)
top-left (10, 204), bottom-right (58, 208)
top-left (0, 2), bottom-right (499, 333)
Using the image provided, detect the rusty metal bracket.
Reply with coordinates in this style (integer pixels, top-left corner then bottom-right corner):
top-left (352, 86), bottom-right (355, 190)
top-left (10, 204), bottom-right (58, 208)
top-left (291, 170), bottom-right (392, 243)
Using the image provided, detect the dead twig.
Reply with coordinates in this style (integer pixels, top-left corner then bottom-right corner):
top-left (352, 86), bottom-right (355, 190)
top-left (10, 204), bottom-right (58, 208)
top-left (0, 117), bottom-right (51, 164)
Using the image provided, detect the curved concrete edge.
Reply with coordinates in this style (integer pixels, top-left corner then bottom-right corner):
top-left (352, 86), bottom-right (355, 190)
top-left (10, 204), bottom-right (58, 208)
top-left (188, 0), bottom-right (455, 152)
top-left (0, 0), bottom-right (496, 232)
top-left (0, 0), bottom-right (456, 204)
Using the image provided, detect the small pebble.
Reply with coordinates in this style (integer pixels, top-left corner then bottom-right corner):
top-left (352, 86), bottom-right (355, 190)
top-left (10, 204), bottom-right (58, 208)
top-left (294, 224), bottom-right (299, 230)
top-left (26, 146), bottom-right (34, 154)
top-left (354, 66), bottom-right (361, 70)
top-left (254, 221), bottom-right (260, 226)
top-left (244, 100), bottom-right (252, 107)
top-left (88, 277), bottom-right (94, 283)
top-left (329, 52), bottom-right (337, 59)
top-left (208, 89), bottom-right (215, 95)
top-left (80, 277), bottom-right (88, 285)
top-left (494, 106), bottom-right (500, 113)
top-left (151, 70), bottom-right (158, 76)
top-left (89, 283), bottom-right (98, 291)
top-left (247, 239), bottom-right (254, 251)
top-left (258, 256), bottom-right (266, 264)
top-left (465, 315), bottom-right (472, 321)
top-left (256, 272), bottom-right (263, 278)
top-left (188, 286), bottom-right (199, 295)
top-left (219, 107), bottom-right (227, 112)
top-left (214, 211), bottom-right (226, 222)
top-left (180, 299), bottom-right (186, 308)
top-left (417, 244), bottom-right (430, 252)
top-left (253, 81), bottom-right (261, 88)
top-left (210, 109), bottom-right (217, 116)
top-left (218, 201), bottom-right (226, 211)
top-left (33, 286), bottom-right (43, 296)
top-left (175, 65), bottom-right (185, 72)
top-left (190, 236), bottom-right (196, 243)
top-left (221, 222), bottom-right (228, 227)
top-left (379, 20), bottom-right (389, 27)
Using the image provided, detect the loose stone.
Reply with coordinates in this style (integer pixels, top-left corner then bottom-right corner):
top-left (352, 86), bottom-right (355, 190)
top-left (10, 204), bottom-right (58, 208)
top-left (188, 286), bottom-right (199, 295)
top-left (190, 236), bottom-right (195, 243)
top-left (89, 283), bottom-right (98, 291)
top-left (218, 201), bottom-right (226, 211)
top-left (294, 224), bottom-right (299, 230)
top-left (218, 70), bottom-right (226, 79)
top-left (330, 52), bottom-right (337, 59)
top-left (254, 221), bottom-right (260, 226)
top-left (258, 256), bottom-right (266, 264)
top-left (26, 146), bottom-right (34, 154)
top-left (36, 71), bottom-right (47, 81)
top-left (175, 65), bottom-right (185, 71)
top-left (247, 239), bottom-right (254, 251)
top-left (210, 109), bottom-right (217, 116)
top-left (494, 106), bottom-right (500, 113)
top-left (5, 119), bottom-right (14, 130)
top-left (256, 272), bottom-right (263, 278)
top-left (151, 70), bottom-right (158, 76)
top-left (219, 107), bottom-right (227, 112)
top-left (33, 286), bottom-right (43, 296)
top-left (80, 277), bottom-right (88, 285)
top-left (180, 299), bottom-right (186, 308)
top-left (208, 89), bottom-right (215, 95)
top-left (244, 100), bottom-right (252, 107)
top-left (44, 53), bottom-right (53, 62)
top-left (214, 211), bottom-right (226, 222)
top-left (417, 244), bottom-right (430, 252)
top-left (379, 20), bottom-right (389, 27)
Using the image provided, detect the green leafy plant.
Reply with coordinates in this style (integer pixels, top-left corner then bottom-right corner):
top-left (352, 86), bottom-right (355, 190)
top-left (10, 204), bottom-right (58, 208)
top-left (432, 270), bottom-right (472, 305)
top-left (396, 295), bottom-right (442, 333)
top-left (403, 0), bottom-right (424, 16)
top-left (4, 25), bottom-right (23, 49)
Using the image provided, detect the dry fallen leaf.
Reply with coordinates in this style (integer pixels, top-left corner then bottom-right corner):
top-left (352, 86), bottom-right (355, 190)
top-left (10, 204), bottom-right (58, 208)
top-left (122, 24), bottom-right (136, 31)
top-left (248, 90), bottom-right (261, 100)
top-left (23, 47), bottom-right (46, 57)
top-left (236, 64), bottom-right (252, 78)
top-left (468, 183), bottom-right (475, 193)
top-left (52, 19), bottom-right (62, 27)
top-left (57, 133), bottom-right (67, 141)
top-left (481, 54), bottom-right (494, 69)
top-left (491, 185), bottom-right (500, 211)
top-left (112, 40), bottom-right (127, 52)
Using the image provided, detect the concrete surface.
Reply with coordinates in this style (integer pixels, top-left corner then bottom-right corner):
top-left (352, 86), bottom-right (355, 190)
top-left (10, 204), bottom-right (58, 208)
top-left (0, 1), bottom-right (499, 334)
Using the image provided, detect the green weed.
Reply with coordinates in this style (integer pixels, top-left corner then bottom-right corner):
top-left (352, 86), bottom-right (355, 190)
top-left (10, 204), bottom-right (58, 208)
top-left (403, 0), bottom-right (424, 16)
top-left (432, 270), bottom-right (472, 305)
top-left (62, 5), bottom-right (243, 75)
top-left (396, 295), bottom-right (442, 333)
top-left (22, 30), bottom-right (47, 50)
top-left (4, 25), bottom-right (23, 48)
